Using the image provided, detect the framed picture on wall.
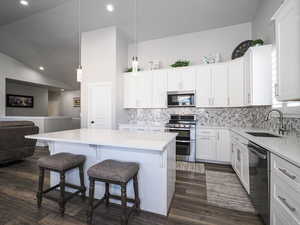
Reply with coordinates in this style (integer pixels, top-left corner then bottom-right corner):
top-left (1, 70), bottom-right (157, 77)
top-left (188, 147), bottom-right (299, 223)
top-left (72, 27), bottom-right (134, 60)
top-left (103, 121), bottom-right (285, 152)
top-left (73, 97), bottom-right (80, 107)
top-left (6, 94), bottom-right (34, 108)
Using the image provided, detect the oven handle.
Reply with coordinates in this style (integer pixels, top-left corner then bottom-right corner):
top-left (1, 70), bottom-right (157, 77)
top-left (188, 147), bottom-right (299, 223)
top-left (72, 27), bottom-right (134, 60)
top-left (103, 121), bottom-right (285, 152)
top-left (176, 140), bottom-right (195, 143)
top-left (166, 128), bottom-right (192, 131)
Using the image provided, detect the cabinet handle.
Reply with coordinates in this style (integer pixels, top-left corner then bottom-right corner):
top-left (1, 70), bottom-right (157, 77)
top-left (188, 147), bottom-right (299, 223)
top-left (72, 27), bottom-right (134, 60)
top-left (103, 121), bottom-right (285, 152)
top-left (278, 196), bottom-right (296, 212)
top-left (227, 97), bottom-right (230, 106)
top-left (275, 83), bottom-right (279, 97)
top-left (248, 93), bottom-right (251, 104)
top-left (279, 168), bottom-right (296, 180)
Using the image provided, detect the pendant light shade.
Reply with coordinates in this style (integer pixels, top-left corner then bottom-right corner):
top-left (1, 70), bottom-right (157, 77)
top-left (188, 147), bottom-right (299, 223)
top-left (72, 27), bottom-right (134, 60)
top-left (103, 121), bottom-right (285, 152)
top-left (77, 65), bottom-right (83, 82)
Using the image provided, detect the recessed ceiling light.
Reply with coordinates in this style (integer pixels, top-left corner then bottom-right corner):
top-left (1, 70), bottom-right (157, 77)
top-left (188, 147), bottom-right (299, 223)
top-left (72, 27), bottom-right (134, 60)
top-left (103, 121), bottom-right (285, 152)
top-left (61, 89), bottom-right (65, 92)
top-left (39, 66), bottom-right (45, 71)
top-left (20, 0), bottom-right (29, 6)
top-left (106, 4), bottom-right (115, 12)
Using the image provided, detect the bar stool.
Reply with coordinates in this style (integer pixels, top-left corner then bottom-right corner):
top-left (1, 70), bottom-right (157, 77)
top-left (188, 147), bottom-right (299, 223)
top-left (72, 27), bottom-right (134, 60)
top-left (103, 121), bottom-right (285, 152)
top-left (87, 160), bottom-right (140, 225)
top-left (36, 152), bottom-right (86, 216)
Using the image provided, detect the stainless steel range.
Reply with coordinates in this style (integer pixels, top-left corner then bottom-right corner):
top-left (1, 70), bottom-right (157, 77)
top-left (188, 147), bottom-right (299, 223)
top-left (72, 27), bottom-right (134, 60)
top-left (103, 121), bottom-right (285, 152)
top-left (165, 114), bottom-right (197, 162)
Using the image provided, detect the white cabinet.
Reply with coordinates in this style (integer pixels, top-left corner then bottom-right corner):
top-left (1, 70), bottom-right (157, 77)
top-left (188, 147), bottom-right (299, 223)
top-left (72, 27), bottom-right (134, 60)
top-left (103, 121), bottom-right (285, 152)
top-left (211, 63), bottom-right (228, 107)
top-left (196, 130), bottom-right (218, 161)
top-left (243, 45), bottom-right (272, 106)
top-left (231, 132), bottom-right (250, 193)
top-left (272, 0), bottom-right (300, 101)
top-left (167, 67), bottom-right (196, 91)
top-left (196, 128), bottom-right (231, 163)
top-left (152, 70), bottom-right (167, 108)
top-left (196, 65), bottom-right (211, 107)
top-left (136, 71), bottom-right (153, 108)
top-left (228, 58), bottom-right (244, 107)
top-left (271, 154), bottom-right (300, 225)
top-left (123, 74), bottom-right (137, 108)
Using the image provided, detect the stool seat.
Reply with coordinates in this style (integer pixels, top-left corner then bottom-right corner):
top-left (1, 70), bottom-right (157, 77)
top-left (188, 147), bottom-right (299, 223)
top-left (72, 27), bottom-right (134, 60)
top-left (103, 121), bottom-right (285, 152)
top-left (38, 153), bottom-right (85, 171)
top-left (87, 160), bottom-right (139, 183)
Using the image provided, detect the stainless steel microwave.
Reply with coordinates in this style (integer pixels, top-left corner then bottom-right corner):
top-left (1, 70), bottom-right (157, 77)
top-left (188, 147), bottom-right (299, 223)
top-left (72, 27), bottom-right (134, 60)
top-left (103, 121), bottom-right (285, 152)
top-left (167, 91), bottom-right (195, 107)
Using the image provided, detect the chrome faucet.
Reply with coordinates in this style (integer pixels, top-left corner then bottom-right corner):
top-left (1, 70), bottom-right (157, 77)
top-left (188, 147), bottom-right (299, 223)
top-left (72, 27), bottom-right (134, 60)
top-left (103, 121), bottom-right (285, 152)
top-left (265, 109), bottom-right (287, 136)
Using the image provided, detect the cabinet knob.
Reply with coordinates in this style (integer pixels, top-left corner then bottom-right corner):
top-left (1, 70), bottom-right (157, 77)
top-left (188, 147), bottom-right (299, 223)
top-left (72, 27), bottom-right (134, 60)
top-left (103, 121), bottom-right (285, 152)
top-left (91, 121), bottom-right (95, 124)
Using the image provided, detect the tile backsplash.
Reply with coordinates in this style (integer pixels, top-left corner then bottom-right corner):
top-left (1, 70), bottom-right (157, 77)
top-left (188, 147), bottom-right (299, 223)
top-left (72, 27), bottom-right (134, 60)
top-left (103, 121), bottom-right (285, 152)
top-left (125, 106), bottom-right (300, 136)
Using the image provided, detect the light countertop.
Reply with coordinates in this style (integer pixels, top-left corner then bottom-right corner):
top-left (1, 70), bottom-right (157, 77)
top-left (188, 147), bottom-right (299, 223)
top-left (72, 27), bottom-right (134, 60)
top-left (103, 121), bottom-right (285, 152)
top-left (231, 128), bottom-right (300, 168)
top-left (26, 128), bottom-right (177, 152)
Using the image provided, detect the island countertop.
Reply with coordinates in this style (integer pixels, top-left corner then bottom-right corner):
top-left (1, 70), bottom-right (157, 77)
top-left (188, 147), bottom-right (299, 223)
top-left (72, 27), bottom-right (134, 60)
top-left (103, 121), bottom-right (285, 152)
top-left (26, 128), bottom-right (177, 151)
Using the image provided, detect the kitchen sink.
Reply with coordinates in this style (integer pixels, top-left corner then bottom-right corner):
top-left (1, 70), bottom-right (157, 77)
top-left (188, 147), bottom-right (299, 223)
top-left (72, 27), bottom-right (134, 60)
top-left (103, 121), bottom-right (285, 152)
top-left (246, 132), bottom-right (281, 138)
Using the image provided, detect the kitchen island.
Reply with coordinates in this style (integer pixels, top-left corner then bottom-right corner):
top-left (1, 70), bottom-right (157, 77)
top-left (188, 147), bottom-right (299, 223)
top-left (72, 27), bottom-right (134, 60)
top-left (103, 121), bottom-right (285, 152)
top-left (26, 128), bottom-right (177, 216)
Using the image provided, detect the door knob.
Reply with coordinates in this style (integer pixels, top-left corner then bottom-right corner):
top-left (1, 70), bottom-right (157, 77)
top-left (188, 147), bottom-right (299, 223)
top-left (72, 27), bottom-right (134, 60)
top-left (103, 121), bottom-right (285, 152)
top-left (91, 121), bottom-right (95, 124)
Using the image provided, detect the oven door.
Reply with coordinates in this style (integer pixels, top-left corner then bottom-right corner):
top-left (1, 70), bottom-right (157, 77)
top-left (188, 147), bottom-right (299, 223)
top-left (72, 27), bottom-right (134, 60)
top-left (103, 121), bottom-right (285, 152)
top-left (166, 128), bottom-right (191, 141)
top-left (167, 92), bottom-right (195, 107)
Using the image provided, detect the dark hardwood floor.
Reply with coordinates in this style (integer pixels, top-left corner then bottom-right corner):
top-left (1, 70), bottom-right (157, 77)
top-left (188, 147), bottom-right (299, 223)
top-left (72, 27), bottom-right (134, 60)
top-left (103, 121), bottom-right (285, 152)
top-left (0, 148), bottom-right (264, 225)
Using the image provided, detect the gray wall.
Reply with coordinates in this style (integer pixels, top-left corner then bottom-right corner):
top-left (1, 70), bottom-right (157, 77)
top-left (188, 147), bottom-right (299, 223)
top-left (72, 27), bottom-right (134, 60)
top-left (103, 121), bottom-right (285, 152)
top-left (252, 0), bottom-right (282, 44)
top-left (48, 91), bottom-right (62, 116)
top-left (6, 80), bottom-right (48, 116)
top-left (60, 90), bottom-right (81, 118)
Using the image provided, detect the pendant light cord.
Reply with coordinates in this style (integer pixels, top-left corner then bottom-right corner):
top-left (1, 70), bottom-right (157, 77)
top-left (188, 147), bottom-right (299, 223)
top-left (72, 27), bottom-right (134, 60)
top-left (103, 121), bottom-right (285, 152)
top-left (78, 0), bottom-right (81, 67)
top-left (134, 0), bottom-right (138, 59)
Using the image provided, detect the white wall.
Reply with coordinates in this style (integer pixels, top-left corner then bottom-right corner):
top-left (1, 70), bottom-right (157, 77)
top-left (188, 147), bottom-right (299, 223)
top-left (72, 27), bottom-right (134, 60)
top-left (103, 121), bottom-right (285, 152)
top-left (81, 27), bottom-right (128, 128)
top-left (60, 90), bottom-right (81, 118)
top-left (128, 23), bottom-right (252, 70)
top-left (252, 0), bottom-right (282, 44)
top-left (0, 52), bottom-right (71, 116)
top-left (48, 91), bottom-right (61, 116)
top-left (6, 81), bottom-right (49, 116)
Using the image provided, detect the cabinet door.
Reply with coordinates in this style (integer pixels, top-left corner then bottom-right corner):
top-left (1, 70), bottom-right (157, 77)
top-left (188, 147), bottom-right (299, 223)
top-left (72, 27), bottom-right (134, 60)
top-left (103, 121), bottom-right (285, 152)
top-left (196, 135), bottom-right (217, 161)
top-left (217, 130), bottom-right (231, 163)
top-left (123, 74), bottom-right (137, 108)
top-left (275, 0), bottom-right (300, 101)
top-left (231, 142), bottom-right (236, 169)
top-left (240, 143), bottom-right (250, 193)
top-left (181, 67), bottom-right (196, 91)
top-left (243, 50), bottom-right (252, 105)
top-left (152, 70), bottom-right (167, 108)
top-left (196, 66), bottom-right (212, 107)
top-left (228, 59), bottom-right (244, 107)
top-left (167, 69), bottom-right (182, 91)
top-left (211, 63), bottom-right (228, 107)
top-left (136, 72), bottom-right (153, 108)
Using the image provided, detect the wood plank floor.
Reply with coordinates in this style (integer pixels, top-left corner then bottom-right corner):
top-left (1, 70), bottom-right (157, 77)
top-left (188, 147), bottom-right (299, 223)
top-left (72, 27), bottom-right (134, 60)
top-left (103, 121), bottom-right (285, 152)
top-left (0, 148), bottom-right (264, 225)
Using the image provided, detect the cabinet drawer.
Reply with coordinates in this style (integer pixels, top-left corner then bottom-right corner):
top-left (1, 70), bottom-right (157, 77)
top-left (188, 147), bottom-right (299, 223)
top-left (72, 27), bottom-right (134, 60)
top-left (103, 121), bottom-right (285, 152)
top-left (271, 173), bottom-right (300, 224)
top-left (271, 154), bottom-right (300, 193)
top-left (271, 202), bottom-right (299, 225)
top-left (197, 129), bottom-right (217, 137)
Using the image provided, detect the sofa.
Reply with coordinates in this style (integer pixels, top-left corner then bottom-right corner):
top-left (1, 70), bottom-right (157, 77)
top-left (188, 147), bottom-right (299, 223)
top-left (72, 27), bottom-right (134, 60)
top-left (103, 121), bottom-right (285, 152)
top-left (0, 121), bottom-right (39, 164)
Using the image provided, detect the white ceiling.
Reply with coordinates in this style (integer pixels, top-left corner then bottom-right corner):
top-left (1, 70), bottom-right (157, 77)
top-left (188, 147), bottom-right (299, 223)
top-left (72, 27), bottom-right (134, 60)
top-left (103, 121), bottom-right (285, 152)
top-left (0, 0), bottom-right (260, 89)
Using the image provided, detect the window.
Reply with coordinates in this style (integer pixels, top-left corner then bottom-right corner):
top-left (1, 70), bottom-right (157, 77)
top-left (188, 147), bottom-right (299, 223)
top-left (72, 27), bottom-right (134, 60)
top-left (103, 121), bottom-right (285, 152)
top-left (272, 48), bottom-right (300, 117)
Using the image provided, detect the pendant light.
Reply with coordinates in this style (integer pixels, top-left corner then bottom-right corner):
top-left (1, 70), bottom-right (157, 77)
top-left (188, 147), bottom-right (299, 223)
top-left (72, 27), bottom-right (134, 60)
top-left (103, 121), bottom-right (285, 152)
top-left (132, 0), bottom-right (139, 73)
top-left (76, 0), bottom-right (83, 82)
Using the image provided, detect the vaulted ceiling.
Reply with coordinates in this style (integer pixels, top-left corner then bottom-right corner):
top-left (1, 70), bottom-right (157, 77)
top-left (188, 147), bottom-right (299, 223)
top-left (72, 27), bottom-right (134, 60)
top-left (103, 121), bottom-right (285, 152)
top-left (0, 0), bottom-right (260, 89)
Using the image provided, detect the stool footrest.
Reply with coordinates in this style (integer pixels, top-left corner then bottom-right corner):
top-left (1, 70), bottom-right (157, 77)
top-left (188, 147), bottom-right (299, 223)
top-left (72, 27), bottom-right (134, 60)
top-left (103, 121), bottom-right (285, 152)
top-left (42, 184), bottom-right (60, 194)
top-left (65, 183), bottom-right (85, 191)
top-left (109, 194), bottom-right (135, 204)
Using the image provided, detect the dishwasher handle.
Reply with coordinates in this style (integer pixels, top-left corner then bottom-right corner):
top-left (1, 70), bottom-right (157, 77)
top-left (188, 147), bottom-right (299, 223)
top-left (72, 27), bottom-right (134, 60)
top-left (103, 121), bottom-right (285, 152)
top-left (248, 142), bottom-right (268, 160)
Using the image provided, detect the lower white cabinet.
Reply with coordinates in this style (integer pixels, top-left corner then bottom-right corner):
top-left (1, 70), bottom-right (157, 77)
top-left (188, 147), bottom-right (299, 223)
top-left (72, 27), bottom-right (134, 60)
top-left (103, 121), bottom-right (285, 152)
top-left (231, 132), bottom-right (249, 193)
top-left (196, 128), bottom-right (231, 163)
top-left (271, 154), bottom-right (300, 225)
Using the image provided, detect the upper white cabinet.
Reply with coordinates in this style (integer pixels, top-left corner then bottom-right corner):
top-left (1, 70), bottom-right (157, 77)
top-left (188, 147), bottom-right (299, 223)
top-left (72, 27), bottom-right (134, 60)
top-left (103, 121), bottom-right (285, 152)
top-left (167, 67), bottom-right (196, 91)
top-left (195, 65), bottom-right (211, 107)
top-left (152, 70), bottom-right (168, 108)
top-left (272, 0), bottom-right (300, 101)
top-left (211, 63), bottom-right (228, 107)
top-left (244, 45), bottom-right (273, 106)
top-left (228, 58), bottom-right (244, 107)
top-left (123, 74), bottom-right (137, 108)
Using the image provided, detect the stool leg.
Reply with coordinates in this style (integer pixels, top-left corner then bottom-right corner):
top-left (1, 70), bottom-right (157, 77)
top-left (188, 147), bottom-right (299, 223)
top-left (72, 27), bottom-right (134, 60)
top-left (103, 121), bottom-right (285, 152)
top-left (133, 174), bottom-right (141, 214)
top-left (87, 178), bottom-right (95, 225)
top-left (37, 167), bottom-right (45, 208)
top-left (121, 184), bottom-right (128, 225)
top-left (79, 165), bottom-right (86, 201)
top-left (59, 172), bottom-right (66, 217)
top-left (105, 183), bottom-right (110, 206)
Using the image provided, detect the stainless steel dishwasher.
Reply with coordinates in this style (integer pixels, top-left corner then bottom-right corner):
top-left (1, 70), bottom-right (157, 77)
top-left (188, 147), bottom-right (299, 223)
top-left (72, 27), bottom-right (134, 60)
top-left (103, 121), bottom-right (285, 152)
top-left (248, 142), bottom-right (270, 225)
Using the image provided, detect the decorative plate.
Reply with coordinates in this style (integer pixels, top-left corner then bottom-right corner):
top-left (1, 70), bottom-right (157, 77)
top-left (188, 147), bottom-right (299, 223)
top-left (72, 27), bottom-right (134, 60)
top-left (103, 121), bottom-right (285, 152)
top-left (231, 40), bottom-right (253, 60)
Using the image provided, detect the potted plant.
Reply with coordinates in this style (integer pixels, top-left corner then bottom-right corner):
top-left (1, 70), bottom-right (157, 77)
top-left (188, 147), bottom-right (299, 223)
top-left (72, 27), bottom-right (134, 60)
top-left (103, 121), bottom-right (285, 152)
top-left (170, 60), bottom-right (190, 68)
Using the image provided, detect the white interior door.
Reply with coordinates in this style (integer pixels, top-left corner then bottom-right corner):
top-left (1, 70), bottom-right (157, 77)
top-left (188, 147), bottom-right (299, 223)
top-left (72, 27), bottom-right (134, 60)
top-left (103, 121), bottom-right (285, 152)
top-left (87, 82), bottom-right (113, 129)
